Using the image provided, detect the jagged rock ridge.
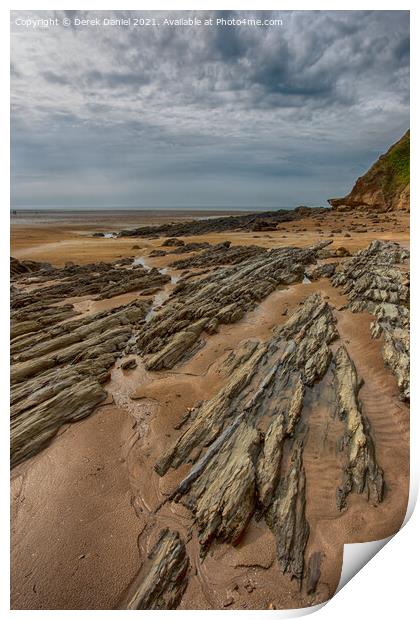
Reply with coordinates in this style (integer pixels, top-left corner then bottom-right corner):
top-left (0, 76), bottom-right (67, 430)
top-left (124, 529), bottom-right (189, 610)
top-left (135, 241), bottom-right (333, 371)
top-left (10, 257), bottom-right (174, 466)
top-left (155, 294), bottom-right (384, 589)
top-left (332, 240), bottom-right (409, 400)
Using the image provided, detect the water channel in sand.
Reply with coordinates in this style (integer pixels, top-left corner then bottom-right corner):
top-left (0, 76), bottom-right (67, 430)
top-left (132, 256), bottom-right (181, 322)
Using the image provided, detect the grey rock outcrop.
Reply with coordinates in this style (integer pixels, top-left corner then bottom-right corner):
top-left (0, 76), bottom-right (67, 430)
top-left (137, 242), bottom-right (333, 371)
top-left (332, 240), bottom-right (409, 399)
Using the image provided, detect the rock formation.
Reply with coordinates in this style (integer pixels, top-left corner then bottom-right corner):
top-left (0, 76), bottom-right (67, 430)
top-left (115, 207), bottom-right (328, 239)
top-left (329, 131), bottom-right (410, 211)
top-left (11, 258), bottom-right (170, 307)
top-left (125, 529), bottom-right (189, 610)
top-left (11, 301), bottom-right (149, 466)
top-left (169, 241), bottom-right (266, 270)
top-left (11, 235), bottom-right (404, 609)
top-left (10, 256), bottom-right (175, 465)
top-left (155, 294), bottom-right (384, 586)
top-left (334, 346), bottom-right (384, 510)
top-left (135, 242), bottom-right (333, 370)
top-left (332, 240), bottom-right (409, 400)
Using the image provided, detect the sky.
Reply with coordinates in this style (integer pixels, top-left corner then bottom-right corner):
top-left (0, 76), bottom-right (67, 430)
top-left (10, 10), bottom-right (409, 210)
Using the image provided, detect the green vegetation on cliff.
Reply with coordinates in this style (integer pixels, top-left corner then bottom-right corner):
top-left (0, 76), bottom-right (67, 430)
top-left (329, 130), bottom-right (410, 211)
top-left (379, 130), bottom-right (410, 198)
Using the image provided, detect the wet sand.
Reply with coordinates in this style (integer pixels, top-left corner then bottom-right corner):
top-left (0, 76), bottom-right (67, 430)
top-left (10, 208), bottom-right (410, 610)
top-left (11, 208), bottom-right (409, 265)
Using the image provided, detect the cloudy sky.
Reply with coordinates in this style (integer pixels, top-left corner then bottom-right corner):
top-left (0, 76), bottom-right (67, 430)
top-left (11, 10), bottom-right (409, 210)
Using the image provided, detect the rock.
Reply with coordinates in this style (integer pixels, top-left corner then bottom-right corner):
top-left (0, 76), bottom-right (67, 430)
top-left (306, 552), bottom-right (322, 595)
top-left (10, 262), bottom-right (151, 466)
top-left (169, 241), bottom-right (211, 255)
top-left (121, 358), bottom-right (137, 370)
top-left (257, 413), bottom-right (286, 509)
top-left (266, 442), bottom-right (309, 583)
top-left (145, 319), bottom-right (208, 371)
top-left (11, 257), bottom-right (170, 307)
top-left (125, 529), bottom-right (189, 610)
top-left (11, 257), bottom-right (48, 277)
top-left (137, 242), bottom-right (334, 370)
top-left (169, 242), bottom-right (265, 270)
top-left (304, 263), bottom-right (337, 281)
top-left (334, 346), bottom-right (384, 510)
top-left (329, 131), bottom-right (409, 212)
top-left (332, 240), bottom-right (409, 399)
top-left (318, 247), bottom-right (350, 259)
top-left (156, 294), bottom-right (340, 582)
top-left (250, 220), bottom-right (278, 232)
top-left (149, 249), bottom-right (167, 257)
top-left (150, 288), bottom-right (386, 591)
top-left (162, 238), bottom-right (185, 247)
top-left (117, 208), bottom-right (329, 239)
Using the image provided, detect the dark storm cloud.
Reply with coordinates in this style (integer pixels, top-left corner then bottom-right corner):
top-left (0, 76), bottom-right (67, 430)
top-left (42, 70), bottom-right (70, 85)
top-left (84, 69), bottom-right (151, 89)
top-left (10, 10), bottom-right (409, 208)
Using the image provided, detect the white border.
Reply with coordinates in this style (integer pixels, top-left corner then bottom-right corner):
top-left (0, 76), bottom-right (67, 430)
top-left (2, 2), bottom-right (417, 618)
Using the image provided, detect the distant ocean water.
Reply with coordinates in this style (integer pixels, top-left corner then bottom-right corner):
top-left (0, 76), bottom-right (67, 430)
top-left (10, 206), bottom-right (297, 213)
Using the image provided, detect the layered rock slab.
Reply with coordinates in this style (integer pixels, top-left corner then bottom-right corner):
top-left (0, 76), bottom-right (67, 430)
top-left (11, 258), bottom-right (170, 308)
top-left (125, 529), bottom-right (189, 610)
top-left (154, 292), bottom-right (384, 590)
top-left (168, 241), bottom-right (266, 269)
top-left (136, 242), bottom-right (333, 371)
top-left (11, 296), bottom-right (150, 466)
top-left (334, 346), bottom-right (384, 510)
top-left (332, 240), bottom-right (409, 400)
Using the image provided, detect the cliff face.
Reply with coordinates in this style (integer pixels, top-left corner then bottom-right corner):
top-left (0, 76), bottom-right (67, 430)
top-left (329, 131), bottom-right (410, 211)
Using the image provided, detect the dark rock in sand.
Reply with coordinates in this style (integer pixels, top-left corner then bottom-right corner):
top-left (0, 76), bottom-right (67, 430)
top-left (162, 238), bottom-right (185, 247)
top-left (116, 207), bottom-right (328, 239)
top-left (11, 257), bottom-right (49, 277)
top-left (121, 358), bottom-right (137, 370)
top-left (149, 249), bottom-right (167, 257)
top-left (306, 552), bottom-right (322, 595)
top-left (125, 529), bottom-right (189, 610)
top-left (169, 241), bottom-right (211, 255)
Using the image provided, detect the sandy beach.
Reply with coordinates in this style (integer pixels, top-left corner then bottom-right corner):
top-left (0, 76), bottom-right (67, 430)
top-left (10, 207), bottom-right (409, 610)
top-left (11, 208), bottom-right (409, 264)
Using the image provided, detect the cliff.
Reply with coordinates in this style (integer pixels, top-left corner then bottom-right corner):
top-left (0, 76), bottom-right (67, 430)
top-left (329, 130), bottom-right (410, 211)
